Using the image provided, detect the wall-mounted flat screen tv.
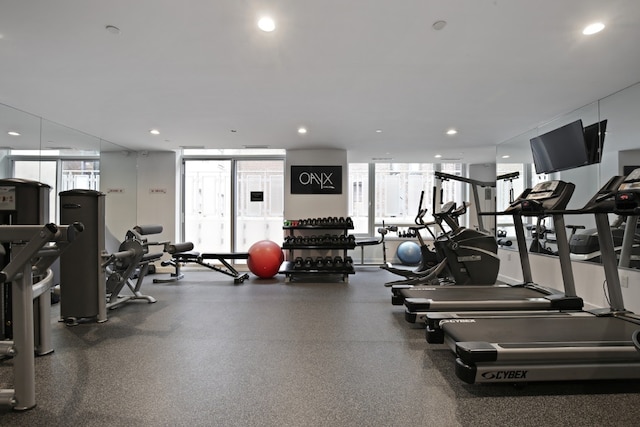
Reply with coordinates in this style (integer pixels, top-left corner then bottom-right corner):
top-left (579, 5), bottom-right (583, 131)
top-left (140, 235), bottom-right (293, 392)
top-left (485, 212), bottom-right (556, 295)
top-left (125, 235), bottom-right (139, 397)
top-left (530, 119), bottom-right (589, 174)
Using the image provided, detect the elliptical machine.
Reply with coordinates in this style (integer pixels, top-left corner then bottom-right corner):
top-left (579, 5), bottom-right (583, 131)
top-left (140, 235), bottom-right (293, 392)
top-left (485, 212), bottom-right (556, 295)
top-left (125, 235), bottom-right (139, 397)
top-left (384, 195), bottom-right (500, 287)
top-left (380, 190), bottom-right (440, 279)
top-left (430, 202), bottom-right (500, 285)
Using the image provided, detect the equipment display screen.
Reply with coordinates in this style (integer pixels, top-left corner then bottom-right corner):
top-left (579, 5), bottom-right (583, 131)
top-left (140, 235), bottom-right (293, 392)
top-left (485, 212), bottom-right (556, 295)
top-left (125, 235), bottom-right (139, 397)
top-left (0, 186), bottom-right (16, 211)
top-left (619, 168), bottom-right (640, 190)
top-left (527, 181), bottom-right (560, 200)
top-left (531, 181), bottom-right (559, 192)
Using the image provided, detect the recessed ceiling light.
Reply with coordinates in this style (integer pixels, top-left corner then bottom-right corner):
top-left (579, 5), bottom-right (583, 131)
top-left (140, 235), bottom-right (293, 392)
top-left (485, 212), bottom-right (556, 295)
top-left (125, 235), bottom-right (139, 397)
top-left (434, 154), bottom-right (442, 158)
top-left (7, 131), bottom-right (20, 136)
top-left (501, 155), bottom-right (511, 159)
top-left (105, 25), bottom-right (121, 35)
top-left (446, 129), bottom-right (457, 135)
top-left (432, 20), bottom-right (447, 31)
top-left (149, 129), bottom-right (160, 135)
top-left (258, 17), bottom-right (276, 32)
top-left (375, 129), bottom-right (383, 133)
top-left (298, 127), bottom-right (307, 134)
top-left (583, 22), bottom-right (605, 35)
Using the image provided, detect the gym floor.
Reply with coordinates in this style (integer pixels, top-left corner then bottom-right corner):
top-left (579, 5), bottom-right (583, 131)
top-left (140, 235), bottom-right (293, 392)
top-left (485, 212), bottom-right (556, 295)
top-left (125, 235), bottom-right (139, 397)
top-left (2, 266), bottom-right (640, 426)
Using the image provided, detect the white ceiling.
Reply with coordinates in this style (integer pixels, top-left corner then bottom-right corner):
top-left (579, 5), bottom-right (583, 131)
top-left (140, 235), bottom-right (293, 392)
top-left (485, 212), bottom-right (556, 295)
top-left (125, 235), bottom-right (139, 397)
top-left (1, 0), bottom-right (640, 162)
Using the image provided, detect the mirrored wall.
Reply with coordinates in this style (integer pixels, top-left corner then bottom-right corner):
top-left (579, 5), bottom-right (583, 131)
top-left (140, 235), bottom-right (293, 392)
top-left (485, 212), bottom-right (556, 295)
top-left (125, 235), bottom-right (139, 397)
top-left (0, 102), bottom-right (136, 231)
top-left (496, 81), bottom-right (640, 269)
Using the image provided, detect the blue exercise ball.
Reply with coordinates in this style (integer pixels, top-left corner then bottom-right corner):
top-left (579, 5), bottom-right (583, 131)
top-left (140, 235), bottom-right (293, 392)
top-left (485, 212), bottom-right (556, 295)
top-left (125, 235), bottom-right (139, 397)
top-left (396, 241), bottom-right (422, 266)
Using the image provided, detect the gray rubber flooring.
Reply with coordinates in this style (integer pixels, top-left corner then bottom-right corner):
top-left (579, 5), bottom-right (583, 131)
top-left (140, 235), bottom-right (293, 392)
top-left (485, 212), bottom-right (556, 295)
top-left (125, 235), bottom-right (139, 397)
top-left (2, 266), bottom-right (640, 426)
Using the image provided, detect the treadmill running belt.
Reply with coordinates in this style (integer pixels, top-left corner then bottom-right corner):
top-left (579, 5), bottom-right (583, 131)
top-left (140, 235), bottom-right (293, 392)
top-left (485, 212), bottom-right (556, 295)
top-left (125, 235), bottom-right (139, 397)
top-left (442, 316), bottom-right (640, 344)
top-left (403, 286), bottom-right (558, 304)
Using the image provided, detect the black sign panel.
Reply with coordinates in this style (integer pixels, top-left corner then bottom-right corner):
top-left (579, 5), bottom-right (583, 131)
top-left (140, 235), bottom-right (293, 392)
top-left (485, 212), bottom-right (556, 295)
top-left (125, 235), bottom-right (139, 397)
top-left (250, 191), bottom-right (264, 202)
top-left (291, 165), bottom-right (342, 194)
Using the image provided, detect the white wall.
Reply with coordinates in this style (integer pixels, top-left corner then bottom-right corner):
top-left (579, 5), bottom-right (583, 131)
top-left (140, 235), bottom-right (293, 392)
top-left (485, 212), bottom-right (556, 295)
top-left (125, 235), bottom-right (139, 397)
top-left (498, 248), bottom-right (640, 312)
top-left (100, 151), bottom-right (138, 240)
top-left (619, 149), bottom-right (640, 174)
top-left (101, 150), bottom-right (178, 252)
top-left (284, 149), bottom-right (348, 219)
top-left (136, 151), bottom-right (178, 245)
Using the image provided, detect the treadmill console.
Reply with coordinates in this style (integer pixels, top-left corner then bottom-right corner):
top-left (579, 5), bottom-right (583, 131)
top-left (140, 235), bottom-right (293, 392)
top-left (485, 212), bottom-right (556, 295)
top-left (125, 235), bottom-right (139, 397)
top-left (526, 181), bottom-right (562, 200)
top-left (507, 180), bottom-right (575, 213)
top-left (616, 168), bottom-right (640, 213)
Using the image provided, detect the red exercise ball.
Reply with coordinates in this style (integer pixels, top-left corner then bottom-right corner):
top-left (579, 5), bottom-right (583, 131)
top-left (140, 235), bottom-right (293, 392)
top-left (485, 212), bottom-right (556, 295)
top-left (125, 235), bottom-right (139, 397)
top-left (247, 240), bottom-right (284, 279)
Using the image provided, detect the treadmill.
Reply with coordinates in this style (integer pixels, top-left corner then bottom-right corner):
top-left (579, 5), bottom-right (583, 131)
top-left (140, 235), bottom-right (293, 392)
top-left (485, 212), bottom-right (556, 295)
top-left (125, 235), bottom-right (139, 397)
top-left (424, 175), bottom-right (635, 342)
top-left (395, 180), bottom-right (583, 324)
top-left (438, 171), bottom-right (640, 384)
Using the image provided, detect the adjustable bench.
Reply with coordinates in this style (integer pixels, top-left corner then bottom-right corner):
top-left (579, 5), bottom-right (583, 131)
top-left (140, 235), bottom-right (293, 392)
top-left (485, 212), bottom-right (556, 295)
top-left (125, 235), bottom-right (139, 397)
top-left (156, 251), bottom-right (250, 285)
top-left (355, 237), bottom-right (381, 265)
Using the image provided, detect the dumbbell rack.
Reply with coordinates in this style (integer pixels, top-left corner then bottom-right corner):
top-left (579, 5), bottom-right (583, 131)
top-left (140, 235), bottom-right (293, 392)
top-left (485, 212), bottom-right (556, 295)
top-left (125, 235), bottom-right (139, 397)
top-left (279, 217), bottom-right (356, 282)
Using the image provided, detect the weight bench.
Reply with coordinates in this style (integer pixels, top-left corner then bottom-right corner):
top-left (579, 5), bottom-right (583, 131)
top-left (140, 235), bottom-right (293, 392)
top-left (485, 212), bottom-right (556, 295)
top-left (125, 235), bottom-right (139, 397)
top-left (354, 222), bottom-right (398, 266)
top-left (355, 237), bottom-right (381, 265)
top-left (152, 241), bottom-right (195, 283)
top-left (157, 251), bottom-right (250, 285)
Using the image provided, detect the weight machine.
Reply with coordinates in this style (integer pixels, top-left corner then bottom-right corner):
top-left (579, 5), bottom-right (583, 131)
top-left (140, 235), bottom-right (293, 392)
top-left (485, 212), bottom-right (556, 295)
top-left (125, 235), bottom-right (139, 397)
top-left (0, 223), bottom-right (83, 411)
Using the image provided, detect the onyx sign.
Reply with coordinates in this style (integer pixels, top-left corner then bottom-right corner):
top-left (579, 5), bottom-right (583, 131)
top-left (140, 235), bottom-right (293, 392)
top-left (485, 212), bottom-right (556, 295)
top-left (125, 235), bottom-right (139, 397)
top-left (291, 165), bottom-right (342, 194)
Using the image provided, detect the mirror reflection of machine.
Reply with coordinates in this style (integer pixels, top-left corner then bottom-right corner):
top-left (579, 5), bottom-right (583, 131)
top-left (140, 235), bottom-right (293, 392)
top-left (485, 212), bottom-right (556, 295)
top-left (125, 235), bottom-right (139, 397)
top-left (569, 216), bottom-right (640, 267)
top-left (569, 168), bottom-right (640, 267)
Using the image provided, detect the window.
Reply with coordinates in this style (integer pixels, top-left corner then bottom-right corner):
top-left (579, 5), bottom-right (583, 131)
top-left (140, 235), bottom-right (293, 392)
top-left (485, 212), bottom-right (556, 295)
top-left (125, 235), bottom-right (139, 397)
top-left (348, 162), bottom-right (466, 237)
top-left (183, 158), bottom-right (284, 254)
top-left (348, 163), bottom-right (369, 234)
top-left (235, 160), bottom-right (285, 251)
top-left (61, 160), bottom-right (100, 191)
top-left (183, 160), bottom-right (232, 253)
top-left (374, 163), bottom-right (437, 226)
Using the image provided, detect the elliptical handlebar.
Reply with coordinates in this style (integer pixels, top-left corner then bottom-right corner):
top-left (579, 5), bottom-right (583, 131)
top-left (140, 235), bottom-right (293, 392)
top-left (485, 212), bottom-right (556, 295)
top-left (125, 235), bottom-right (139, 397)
top-left (433, 201), bottom-right (467, 220)
top-left (414, 190), bottom-right (427, 225)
